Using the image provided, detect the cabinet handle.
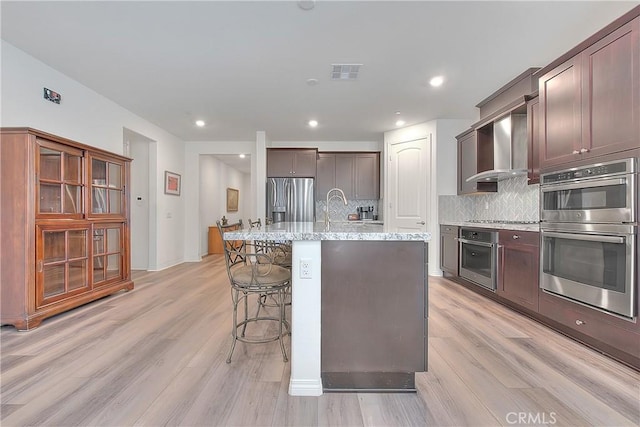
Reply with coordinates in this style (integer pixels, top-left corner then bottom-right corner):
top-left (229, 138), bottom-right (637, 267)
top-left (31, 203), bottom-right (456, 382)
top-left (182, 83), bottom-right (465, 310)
top-left (512, 234), bottom-right (520, 240)
top-left (416, 221), bottom-right (425, 225)
top-left (580, 148), bottom-right (589, 154)
top-left (575, 319), bottom-right (585, 326)
top-left (37, 260), bottom-right (43, 273)
top-left (572, 150), bottom-right (580, 155)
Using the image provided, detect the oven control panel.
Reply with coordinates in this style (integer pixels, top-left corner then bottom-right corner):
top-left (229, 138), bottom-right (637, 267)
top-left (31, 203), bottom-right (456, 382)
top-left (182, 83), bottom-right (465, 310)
top-left (542, 159), bottom-right (634, 184)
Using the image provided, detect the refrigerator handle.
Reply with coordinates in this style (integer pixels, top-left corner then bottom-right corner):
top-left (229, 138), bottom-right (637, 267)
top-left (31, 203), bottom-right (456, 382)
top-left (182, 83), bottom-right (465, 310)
top-left (285, 178), bottom-right (292, 222)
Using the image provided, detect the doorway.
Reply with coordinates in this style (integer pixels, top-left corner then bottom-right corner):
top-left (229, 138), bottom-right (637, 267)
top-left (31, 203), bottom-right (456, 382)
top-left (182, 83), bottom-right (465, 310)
top-left (123, 128), bottom-right (156, 270)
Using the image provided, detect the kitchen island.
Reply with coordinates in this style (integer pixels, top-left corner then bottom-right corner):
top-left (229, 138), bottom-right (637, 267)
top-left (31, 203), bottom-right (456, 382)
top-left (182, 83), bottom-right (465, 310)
top-left (223, 221), bottom-right (431, 396)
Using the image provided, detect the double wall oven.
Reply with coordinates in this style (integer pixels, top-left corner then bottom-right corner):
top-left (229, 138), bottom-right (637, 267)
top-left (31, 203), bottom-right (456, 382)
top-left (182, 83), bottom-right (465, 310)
top-left (540, 158), bottom-right (638, 319)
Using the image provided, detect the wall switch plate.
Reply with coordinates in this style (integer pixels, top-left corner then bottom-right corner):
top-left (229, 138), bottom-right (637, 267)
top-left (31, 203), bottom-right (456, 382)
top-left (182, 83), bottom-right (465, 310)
top-left (300, 258), bottom-right (312, 279)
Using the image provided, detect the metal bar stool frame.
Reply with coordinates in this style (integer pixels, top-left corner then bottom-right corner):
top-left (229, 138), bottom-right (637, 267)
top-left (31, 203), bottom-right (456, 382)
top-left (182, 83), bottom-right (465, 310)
top-left (218, 221), bottom-right (291, 363)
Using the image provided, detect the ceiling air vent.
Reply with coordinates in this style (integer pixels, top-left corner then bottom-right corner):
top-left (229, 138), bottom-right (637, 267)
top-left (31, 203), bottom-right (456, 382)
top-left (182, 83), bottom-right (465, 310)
top-left (331, 64), bottom-right (362, 80)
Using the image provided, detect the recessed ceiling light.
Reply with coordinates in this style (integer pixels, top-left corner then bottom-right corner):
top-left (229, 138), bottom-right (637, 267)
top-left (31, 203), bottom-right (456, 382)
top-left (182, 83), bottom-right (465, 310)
top-left (395, 120), bottom-right (406, 127)
top-left (308, 120), bottom-right (318, 128)
top-left (195, 120), bottom-right (205, 127)
top-left (297, 0), bottom-right (315, 11)
top-left (306, 78), bottom-right (319, 86)
top-left (429, 76), bottom-right (444, 87)
top-left (239, 154), bottom-right (246, 159)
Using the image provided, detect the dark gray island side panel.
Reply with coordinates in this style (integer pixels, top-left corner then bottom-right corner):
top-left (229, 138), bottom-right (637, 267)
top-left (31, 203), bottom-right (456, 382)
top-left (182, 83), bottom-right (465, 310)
top-left (321, 240), bottom-right (428, 391)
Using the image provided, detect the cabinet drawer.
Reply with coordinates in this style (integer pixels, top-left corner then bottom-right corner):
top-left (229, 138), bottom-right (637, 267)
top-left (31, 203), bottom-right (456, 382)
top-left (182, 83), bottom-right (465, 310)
top-left (499, 230), bottom-right (539, 246)
top-left (440, 225), bottom-right (458, 235)
top-left (539, 291), bottom-right (640, 359)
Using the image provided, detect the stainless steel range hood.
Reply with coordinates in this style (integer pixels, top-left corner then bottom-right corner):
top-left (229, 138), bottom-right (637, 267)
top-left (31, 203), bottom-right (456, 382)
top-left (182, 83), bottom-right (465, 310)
top-left (466, 113), bottom-right (528, 183)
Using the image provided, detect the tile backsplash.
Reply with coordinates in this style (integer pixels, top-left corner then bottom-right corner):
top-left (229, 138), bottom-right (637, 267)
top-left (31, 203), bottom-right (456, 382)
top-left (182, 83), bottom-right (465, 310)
top-left (439, 176), bottom-right (539, 222)
top-left (316, 199), bottom-right (379, 222)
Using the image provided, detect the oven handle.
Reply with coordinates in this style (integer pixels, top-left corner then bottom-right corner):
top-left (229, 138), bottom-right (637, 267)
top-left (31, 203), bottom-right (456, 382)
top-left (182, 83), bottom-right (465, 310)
top-left (542, 231), bottom-right (625, 244)
top-left (458, 238), bottom-right (495, 248)
top-left (541, 177), bottom-right (627, 193)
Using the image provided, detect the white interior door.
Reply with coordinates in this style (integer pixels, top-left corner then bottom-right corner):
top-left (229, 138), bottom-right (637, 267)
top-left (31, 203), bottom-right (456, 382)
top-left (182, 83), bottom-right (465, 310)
top-left (388, 138), bottom-right (430, 232)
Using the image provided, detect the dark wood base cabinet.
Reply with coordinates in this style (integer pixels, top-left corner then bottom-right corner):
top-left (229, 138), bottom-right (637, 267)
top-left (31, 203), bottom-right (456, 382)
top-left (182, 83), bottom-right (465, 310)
top-left (1, 128), bottom-right (133, 331)
top-left (497, 230), bottom-right (539, 312)
top-left (445, 227), bottom-right (638, 370)
top-left (439, 225), bottom-right (459, 276)
top-left (538, 291), bottom-right (640, 370)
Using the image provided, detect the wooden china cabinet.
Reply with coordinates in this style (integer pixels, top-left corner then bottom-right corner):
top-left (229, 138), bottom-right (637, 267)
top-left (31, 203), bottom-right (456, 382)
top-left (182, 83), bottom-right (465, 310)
top-left (1, 128), bottom-right (133, 330)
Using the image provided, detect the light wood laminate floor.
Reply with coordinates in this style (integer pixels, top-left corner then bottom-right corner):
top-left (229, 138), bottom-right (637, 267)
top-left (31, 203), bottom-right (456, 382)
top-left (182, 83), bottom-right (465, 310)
top-left (1, 255), bottom-right (639, 426)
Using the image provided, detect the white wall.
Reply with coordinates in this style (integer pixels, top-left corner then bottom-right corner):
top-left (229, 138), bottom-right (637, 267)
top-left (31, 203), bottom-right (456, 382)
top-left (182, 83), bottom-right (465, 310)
top-left (183, 140), bottom-right (256, 262)
top-left (198, 156), bottom-right (250, 256)
top-left (1, 41), bottom-right (185, 270)
top-left (127, 129), bottom-right (152, 270)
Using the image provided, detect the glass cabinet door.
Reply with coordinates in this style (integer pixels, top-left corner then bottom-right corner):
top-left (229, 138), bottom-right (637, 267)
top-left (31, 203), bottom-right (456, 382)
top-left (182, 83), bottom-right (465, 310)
top-left (37, 225), bottom-right (90, 307)
top-left (90, 157), bottom-right (124, 216)
top-left (92, 224), bottom-right (124, 285)
top-left (37, 140), bottom-right (84, 217)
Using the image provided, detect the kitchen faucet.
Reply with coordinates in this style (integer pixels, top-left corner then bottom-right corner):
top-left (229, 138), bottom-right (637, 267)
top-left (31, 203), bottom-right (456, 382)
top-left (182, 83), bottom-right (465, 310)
top-left (325, 188), bottom-right (348, 227)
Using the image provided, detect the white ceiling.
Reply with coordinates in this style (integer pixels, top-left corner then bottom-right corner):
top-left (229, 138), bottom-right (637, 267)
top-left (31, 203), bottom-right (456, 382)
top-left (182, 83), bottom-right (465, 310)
top-left (1, 1), bottom-right (637, 142)
top-left (212, 154), bottom-right (251, 174)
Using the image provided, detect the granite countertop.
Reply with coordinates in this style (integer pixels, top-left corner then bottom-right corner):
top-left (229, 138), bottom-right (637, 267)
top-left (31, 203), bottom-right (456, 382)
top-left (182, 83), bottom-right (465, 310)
top-left (440, 221), bottom-right (540, 232)
top-left (223, 221), bottom-right (431, 242)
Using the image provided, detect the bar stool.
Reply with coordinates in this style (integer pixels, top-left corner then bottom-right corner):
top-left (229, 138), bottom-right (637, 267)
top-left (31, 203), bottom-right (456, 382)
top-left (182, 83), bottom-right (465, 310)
top-left (246, 218), bottom-right (292, 318)
top-left (217, 221), bottom-right (291, 363)
top-left (248, 218), bottom-right (291, 269)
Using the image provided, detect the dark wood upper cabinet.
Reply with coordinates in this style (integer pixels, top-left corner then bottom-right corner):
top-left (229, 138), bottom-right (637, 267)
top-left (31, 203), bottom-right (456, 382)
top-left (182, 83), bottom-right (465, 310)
top-left (539, 56), bottom-right (582, 168)
top-left (316, 152), bottom-right (380, 200)
top-left (457, 130), bottom-right (497, 195)
top-left (335, 154), bottom-right (355, 199)
top-left (457, 130), bottom-right (478, 195)
top-left (354, 153), bottom-right (379, 200)
top-left (527, 96), bottom-right (540, 184)
top-left (266, 148), bottom-right (317, 178)
top-left (582, 17), bottom-right (640, 159)
top-left (539, 16), bottom-right (639, 170)
top-left (316, 153), bottom-right (336, 198)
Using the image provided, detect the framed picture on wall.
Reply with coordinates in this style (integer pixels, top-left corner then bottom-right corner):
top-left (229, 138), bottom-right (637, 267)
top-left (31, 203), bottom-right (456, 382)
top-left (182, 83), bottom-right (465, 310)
top-left (164, 171), bottom-right (181, 196)
top-left (227, 188), bottom-right (239, 212)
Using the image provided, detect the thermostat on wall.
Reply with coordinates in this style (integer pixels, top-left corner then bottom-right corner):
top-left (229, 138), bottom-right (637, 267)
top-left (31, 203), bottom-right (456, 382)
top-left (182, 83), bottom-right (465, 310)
top-left (43, 87), bottom-right (61, 104)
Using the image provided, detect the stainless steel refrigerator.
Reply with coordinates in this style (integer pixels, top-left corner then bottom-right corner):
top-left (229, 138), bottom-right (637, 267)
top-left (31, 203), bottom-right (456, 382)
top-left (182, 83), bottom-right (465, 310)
top-left (266, 178), bottom-right (315, 223)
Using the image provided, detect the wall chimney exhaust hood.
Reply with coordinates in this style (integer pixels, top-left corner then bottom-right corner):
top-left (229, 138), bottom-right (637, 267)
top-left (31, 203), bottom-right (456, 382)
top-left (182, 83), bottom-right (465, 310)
top-left (466, 112), bottom-right (528, 183)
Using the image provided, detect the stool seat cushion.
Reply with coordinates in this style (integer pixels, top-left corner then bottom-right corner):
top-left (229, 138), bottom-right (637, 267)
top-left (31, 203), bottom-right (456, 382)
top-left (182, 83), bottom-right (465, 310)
top-left (231, 264), bottom-right (291, 288)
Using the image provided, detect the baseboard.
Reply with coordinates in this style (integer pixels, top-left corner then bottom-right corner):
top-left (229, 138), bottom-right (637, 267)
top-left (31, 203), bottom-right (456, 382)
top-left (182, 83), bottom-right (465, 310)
top-left (288, 378), bottom-right (323, 396)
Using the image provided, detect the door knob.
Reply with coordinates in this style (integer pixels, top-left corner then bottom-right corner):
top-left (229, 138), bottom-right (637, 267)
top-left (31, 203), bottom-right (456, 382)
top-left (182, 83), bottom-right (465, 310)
top-left (416, 221), bottom-right (425, 225)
